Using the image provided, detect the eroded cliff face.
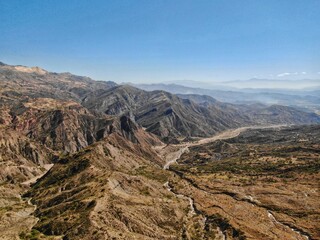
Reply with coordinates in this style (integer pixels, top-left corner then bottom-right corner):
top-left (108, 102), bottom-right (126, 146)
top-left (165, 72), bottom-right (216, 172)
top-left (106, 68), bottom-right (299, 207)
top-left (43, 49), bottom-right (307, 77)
top-left (0, 128), bottom-right (53, 183)
top-left (0, 96), bottom-right (165, 183)
top-left (10, 98), bottom-right (116, 153)
top-left (1, 90), bottom-right (174, 239)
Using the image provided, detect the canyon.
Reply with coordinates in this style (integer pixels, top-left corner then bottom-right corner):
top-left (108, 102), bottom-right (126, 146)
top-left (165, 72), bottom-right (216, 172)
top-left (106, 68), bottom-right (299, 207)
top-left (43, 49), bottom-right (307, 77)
top-left (0, 62), bottom-right (319, 239)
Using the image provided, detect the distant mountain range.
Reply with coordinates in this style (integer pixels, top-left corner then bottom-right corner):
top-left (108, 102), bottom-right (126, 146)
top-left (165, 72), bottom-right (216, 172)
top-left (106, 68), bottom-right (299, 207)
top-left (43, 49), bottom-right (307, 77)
top-left (162, 78), bottom-right (320, 90)
top-left (131, 82), bottom-right (320, 114)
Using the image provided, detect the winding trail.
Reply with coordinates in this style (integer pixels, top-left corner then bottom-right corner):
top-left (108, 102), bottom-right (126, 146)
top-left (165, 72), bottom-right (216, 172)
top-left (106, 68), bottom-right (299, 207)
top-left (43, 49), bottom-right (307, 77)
top-left (24, 164), bottom-right (54, 213)
top-left (22, 164), bottom-right (54, 226)
top-left (22, 164), bottom-right (54, 186)
top-left (0, 164), bottom-right (54, 239)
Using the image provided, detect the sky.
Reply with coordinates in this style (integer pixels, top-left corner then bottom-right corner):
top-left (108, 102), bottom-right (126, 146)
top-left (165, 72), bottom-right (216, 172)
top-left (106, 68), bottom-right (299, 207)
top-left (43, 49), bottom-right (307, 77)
top-left (0, 0), bottom-right (320, 83)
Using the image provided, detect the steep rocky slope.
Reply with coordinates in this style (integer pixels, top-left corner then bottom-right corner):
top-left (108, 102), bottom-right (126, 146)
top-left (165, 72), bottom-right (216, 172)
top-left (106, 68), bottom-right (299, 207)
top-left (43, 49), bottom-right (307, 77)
top-left (10, 98), bottom-right (116, 153)
top-left (83, 85), bottom-right (320, 142)
top-left (1, 62), bottom-right (320, 144)
top-left (82, 85), bottom-right (250, 142)
top-left (0, 97), bottom-right (120, 183)
top-left (24, 124), bottom-right (187, 240)
top-left (0, 94), bottom-right (165, 184)
top-left (0, 127), bottom-right (53, 183)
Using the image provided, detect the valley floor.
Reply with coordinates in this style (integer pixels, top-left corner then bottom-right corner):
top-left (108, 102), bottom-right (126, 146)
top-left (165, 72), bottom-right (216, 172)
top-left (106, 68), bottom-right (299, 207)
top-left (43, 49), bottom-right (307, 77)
top-left (1, 125), bottom-right (319, 239)
top-left (162, 125), bottom-right (319, 239)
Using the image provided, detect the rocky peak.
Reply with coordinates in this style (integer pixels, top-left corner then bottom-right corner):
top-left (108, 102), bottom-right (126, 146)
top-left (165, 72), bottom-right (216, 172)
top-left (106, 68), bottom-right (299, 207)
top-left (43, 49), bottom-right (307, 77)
top-left (120, 115), bottom-right (139, 143)
top-left (12, 65), bottom-right (48, 75)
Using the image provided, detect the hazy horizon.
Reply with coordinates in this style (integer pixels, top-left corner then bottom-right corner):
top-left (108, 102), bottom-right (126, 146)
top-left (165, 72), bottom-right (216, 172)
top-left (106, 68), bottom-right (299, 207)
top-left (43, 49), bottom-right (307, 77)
top-left (1, 60), bottom-right (319, 90)
top-left (1, 0), bottom-right (319, 84)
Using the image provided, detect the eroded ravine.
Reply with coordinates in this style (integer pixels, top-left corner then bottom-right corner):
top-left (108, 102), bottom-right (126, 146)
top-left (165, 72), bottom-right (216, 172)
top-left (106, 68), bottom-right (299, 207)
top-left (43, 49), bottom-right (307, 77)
top-left (267, 211), bottom-right (310, 240)
top-left (176, 174), bottom-right (311, 240)
top-left (176, 172), bottom-right (311, 240)
top-left (0, 164), bottom-right (55, 239)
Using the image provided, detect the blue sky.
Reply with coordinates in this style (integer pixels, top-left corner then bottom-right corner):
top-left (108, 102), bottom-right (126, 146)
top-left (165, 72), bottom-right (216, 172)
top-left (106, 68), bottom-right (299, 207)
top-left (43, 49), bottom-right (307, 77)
top-left (1, 0), bottom-right (319, 83)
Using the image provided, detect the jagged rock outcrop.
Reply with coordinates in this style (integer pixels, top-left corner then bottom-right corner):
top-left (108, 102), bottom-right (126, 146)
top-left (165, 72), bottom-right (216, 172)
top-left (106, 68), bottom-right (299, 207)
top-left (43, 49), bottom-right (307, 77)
top-left (0, 128), bottom-right (53, 182)
top-left (10, 98), bottom-right (116, 153)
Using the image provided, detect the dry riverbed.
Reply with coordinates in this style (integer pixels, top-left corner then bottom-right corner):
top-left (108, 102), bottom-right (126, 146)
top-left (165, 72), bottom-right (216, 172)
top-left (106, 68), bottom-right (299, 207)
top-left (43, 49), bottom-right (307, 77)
top-left (158, 125), bottom-right (318, 239)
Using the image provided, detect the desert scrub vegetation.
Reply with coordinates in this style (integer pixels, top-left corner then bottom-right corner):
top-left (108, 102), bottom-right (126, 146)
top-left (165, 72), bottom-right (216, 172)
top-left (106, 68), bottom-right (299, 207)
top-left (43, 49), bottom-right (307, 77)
top-left (19, 229), bottom-right (59, 240)
top-left (133, 165), bottom-right (170, 183)
top-left (175, 138), bottom-right (320, 179)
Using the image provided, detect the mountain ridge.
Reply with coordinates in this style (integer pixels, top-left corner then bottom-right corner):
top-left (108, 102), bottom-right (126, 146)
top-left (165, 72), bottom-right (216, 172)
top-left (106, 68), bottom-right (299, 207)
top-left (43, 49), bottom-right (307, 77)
top-left (0, 61), bottom-right (319, 239)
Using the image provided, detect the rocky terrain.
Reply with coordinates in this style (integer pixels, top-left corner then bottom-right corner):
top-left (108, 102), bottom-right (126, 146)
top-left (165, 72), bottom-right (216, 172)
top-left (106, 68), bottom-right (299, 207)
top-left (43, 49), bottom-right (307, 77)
top-left (169, 125), bottom-right (320, 239)
top-left (82, 84), bottom-right (320, 143)
top-left (2, 62), bottom-right (319, 143)
top-left (0, 62), bottom-right (319, 239)
top-left (82, 85), bottom-right (249, 142)
top-left (0, 62), bottom-right (116, 105)
top-left (23, 123), bottom-right (185, 240)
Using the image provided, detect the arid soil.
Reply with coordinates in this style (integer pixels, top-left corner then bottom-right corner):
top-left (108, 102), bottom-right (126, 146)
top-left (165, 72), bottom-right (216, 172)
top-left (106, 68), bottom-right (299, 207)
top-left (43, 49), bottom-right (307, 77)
top-left (1, 124), bottom-right (319, 239)
top-left (165, 125), bottom-right (319, 240)
top-left (1, 62), bottom-right (319, 239)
